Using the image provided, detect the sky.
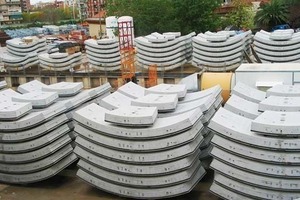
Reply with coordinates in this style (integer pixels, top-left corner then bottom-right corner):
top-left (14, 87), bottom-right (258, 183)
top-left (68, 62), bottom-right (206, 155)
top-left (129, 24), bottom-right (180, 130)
top-left (31, 0), bottom-right (56, 6)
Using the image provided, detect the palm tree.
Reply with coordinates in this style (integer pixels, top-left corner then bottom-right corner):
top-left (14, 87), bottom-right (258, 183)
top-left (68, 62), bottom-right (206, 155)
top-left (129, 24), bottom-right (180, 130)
top-left (255, 0), bottom-right (289, 30)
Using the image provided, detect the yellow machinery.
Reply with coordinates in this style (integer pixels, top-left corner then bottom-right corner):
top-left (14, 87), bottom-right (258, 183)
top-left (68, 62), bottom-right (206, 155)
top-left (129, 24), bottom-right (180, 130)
top-left (201, 72), bottom-right (234, 102)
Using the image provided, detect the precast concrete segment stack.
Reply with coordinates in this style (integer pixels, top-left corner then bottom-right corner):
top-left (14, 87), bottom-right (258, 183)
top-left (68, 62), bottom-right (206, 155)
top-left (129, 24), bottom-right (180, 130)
top-left (254, 29), bottom-right (300, 63)
top-left (180, 85), bottom-right (223, 169)
top-left (0, 80), bottom-right (111, 184)
top-left (192, 30), bottom-right (252, 72)
top-left (74, 81), bottom-right (223, 199)
top-left (135, 32), bottom-right (195, 71)
top-left (208, 82), bottom-right (300, 199)
top-left (38, 52), bottom-right (82, 71)
top-left (2, 36), bottom-right (47, 71)
top-left (84, 38), bottom-right (121, 71)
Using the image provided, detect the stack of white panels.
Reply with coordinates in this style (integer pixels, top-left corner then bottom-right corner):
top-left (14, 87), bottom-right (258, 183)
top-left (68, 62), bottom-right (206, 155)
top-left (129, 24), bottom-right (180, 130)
top-left (254, 29), bottom-right (300, 63)
top-left (135, 32), bottom-right (195, 71)
top-left (192, 31), bottom-right (252, 71)
top-left (3, 37), bottom-right (47, 71)
top-left (84, 38), bottom-right (121, 71)
top-left (0, 80), bottom-right (111, 184)
top-left (209, 82), bottom-right (300, 199)
top-left (74, 81), bottom-right (222, 198)
top-left (38, 52), bottom-right (82, 71)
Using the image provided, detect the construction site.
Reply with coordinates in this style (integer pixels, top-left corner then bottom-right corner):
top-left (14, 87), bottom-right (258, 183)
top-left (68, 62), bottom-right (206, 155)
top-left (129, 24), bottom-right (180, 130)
top-left (2, 2), bottom-right (300, 198)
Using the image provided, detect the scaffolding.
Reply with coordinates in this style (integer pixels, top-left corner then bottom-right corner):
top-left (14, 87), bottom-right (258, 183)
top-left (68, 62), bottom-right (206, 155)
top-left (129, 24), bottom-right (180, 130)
top-left (118, 20), bottom-right (136, 86)
top-left (145, 64), bottom-right (157, 88)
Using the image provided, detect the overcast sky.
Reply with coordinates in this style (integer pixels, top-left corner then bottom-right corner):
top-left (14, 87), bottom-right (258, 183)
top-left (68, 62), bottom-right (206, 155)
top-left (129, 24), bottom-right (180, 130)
top-left (31, 0), bottom-right (54, 6)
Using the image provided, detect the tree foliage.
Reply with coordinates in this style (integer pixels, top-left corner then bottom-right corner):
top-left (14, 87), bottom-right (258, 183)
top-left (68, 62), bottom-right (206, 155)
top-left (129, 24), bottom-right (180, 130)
top-left (224, 0), bottom-right (255, 30)
top-left (22, 7), bottom-right (75, 25)
top-left (254, 0), bottom-right (289, 30)
top-left (106, 0), bottom-right (222, 36)
top-left (172, 0), bottom-right (222, 34)
top-left (106, 0), bottom-right (178, 36)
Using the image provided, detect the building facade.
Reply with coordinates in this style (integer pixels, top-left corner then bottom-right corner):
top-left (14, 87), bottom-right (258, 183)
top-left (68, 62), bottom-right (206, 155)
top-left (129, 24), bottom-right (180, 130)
top-left (0, 0), bottom-right (23, 25)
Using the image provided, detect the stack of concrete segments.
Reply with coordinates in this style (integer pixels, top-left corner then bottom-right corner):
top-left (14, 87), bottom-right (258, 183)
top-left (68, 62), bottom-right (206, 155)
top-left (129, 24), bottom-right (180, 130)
top-left (135, 32), bottom-right (195, 71)
top-left (74, 81), bottom-right (223, 198)
top-left (253, 29), bottom-right (300, 63)
top-left (0, 80), bottom-right (111, 184)
top-left (2, 37), bottom-right (46, 71)
top-left (84, 38), bottom-right (121, 71)
top-left (38, 52), bottom-right (82, 71)
top-left (192, 30), bottom-right (252, 71)
top-left (209, 82), bottom-right (300, 199)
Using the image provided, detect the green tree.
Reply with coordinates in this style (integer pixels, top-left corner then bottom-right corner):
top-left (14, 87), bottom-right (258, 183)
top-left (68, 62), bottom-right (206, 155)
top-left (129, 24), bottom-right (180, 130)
top-left (254, 0), bottom-right (289, 30)
top-left (107, 0), bottom-right (178, 36)
top-left (106, 0), bottom-right (222, 36)
top-left (224, 0), bottom-right (255, 30)
top-left (173, 0), bottom-right (222, 34)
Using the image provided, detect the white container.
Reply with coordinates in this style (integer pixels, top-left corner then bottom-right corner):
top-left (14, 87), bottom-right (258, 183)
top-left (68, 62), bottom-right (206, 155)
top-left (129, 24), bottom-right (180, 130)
top-left (105, 16), bottom-right (118, 40)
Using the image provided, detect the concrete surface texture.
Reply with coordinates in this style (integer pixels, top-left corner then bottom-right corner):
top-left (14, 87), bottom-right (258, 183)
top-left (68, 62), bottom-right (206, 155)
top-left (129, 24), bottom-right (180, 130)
top-left (0, 80), bottom-right (111, 184)
top-left (72, 82), bottom-right (223, 199)
top-left (254, 30), bottom-right (300, 63)
top-left (0, 167), bottom-right (219, 200)
top-left (192, 30), bottom-right (251, 72)
top-left (209, 82), bottom-right (300, 199)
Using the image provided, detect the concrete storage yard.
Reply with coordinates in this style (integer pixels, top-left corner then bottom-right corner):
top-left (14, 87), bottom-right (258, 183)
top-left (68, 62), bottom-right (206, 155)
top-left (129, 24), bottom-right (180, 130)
top-left (0, 168), bottom-right (219, 200)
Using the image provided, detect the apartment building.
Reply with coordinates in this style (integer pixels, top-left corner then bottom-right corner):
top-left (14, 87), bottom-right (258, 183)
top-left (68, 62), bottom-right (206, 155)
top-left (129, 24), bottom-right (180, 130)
top-left (0, 0), bottom-right (23, 25)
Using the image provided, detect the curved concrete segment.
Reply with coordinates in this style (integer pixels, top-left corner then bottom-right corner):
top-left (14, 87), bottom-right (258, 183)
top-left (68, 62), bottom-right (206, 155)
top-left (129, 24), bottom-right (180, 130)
top-left (252, 110), bottom-right (300, 136)
top-left (17, 80), bottom-right (45, 93)
top-left (0, 153), bottom-right (77, 184)
top-left (19, 80), bottom-right (83, 97)
top-left (211, 147), bottom-right (300, 178)
top-left (0, 91), bottom-right (32, 120)
top-left (75, 146), bottom-right (200, 176)
top-left (84, 38), bottom-right (121, 71)
top-left (214, 173), bottom-right (300, 199)
top-left (74, 103), bottom-right (202, 139)
top-left (158, 94), bottom-right (214, 118)
top-left (74, 120), bottom-right (203, 152)
top-left (224, 94), bottom-right (260, 119)
top-left (267, 84), bottom-right (300, 97)
top-left (75, 133), bottom-right (202, 164)
top-left (99, 91), bottom-right (133, 110)
top-left (211, 159), bottom-right (300, 191)
top-left (212, 134), bottom-right (300, 165)
top-left (42, 82), bottom-right (83, 97)
top-left (210, 182), bottom-right (252, 200)
top-left (254, 30), bottom-right (300, 63)
top-left (77, 166), bottom-right (204, 199)
top-left (0, 144), bottom-right (73, 174)
top-left (259, 96), bottom-right (300, 112)
top-left (135, 32), bottom-right (193, 71)
top-left (38, 52), bottom-right (82, 71)
top-left (117, 82), bottom-right (146, 99)
top-left (0, 114), bottom-right (68, 142)
top-left (231, 82), bottom-right (266, 103)
top-left (0, 134), bottom-right (71, 164)
top-left (192, 31), bottom-right (251, 71)
top-left (0, 123), bottom-right (70, 153)
top-left (3, 37), bottom-right (46, 70)
top-left (78, 159), bottom-right (203, 188)
top-left (104, 106), bottom-right (158, 126)
top-left (11, 91), bottom-right (58, 108)
top-left (208, 108), bottom-right (300, 150)
top-left (145, 84), bottom-right (187, 99)
top-left (131, 94), bottom-right (178, 112)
